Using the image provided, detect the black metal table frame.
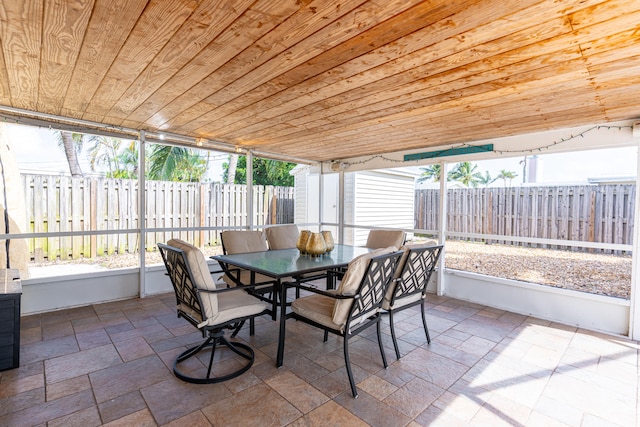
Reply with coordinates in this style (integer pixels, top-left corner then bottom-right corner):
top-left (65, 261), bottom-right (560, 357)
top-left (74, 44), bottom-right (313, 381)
top-left (212, 244), bottom-right (372, 367)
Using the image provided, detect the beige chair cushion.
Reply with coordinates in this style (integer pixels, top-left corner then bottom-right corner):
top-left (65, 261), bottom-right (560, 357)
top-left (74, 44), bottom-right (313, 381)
top-left (365, 229), bottom-right (405, 249)
top-left (221, 230), bottom-right (268, 254)
top-left (291, 294), bottom-right (343, 331)
top-left (332, 246), bottom-right (397, 326)
top-left (265, 224), bottom-right (299, 250)
top-left (167, 239), bottom-right (218, 321)
top-left (382, 241), bottom-right (437, 310)
top-left (205, 288), bottom-right (268, 327)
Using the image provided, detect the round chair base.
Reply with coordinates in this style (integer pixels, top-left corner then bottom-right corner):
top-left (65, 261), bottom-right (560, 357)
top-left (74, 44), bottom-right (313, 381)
top-left (173, 335), bottom-right (255, 384)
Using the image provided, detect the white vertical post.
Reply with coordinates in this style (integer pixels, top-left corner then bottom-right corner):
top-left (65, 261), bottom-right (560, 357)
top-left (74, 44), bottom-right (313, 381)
top-left (247, 150), bottom-right (253, 230)
top-left (437, 161), bottom-right (447, 296)
top-left (138, 131), bottom-right (146, 297)
top-left (319, 169), bottom-right (324, 231)
top-left (338, 170), bottom-right (345, 244)
top-left (629, 143), bottom-right (640, 339)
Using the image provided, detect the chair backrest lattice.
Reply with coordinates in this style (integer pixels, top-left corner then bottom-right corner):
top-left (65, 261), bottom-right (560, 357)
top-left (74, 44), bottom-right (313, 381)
top-left (158, 243), bottom-right (204, 327)
top-left (347, 251), bottom-right (402, 329)
top-left (394, 245), bottom-right (443, 302)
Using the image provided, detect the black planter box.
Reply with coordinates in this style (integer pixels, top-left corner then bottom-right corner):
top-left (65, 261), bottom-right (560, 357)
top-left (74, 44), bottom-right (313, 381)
top-left (0, 270), bottom-right (21, 371)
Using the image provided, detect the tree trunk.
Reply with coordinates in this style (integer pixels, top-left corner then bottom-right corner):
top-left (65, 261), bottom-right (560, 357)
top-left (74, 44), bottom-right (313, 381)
top-left (61, 131), bottom-right (83, 176)
top-left (226, 154), bottom-right (238, 184)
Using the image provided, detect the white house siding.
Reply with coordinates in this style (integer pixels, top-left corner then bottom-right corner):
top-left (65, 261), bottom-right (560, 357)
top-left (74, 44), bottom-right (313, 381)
top-left (351, 171), bottom-right (415, 245)
top-left (293, 171), bottom-right (307, 225)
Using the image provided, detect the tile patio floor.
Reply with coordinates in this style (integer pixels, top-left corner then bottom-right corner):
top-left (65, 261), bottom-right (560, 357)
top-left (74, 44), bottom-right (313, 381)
top-left (1, 291), bottom-right (638, 426)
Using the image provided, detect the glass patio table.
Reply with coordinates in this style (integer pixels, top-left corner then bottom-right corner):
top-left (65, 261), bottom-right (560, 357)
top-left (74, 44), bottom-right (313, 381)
top-left (212, 244), bottom-right (372, 367)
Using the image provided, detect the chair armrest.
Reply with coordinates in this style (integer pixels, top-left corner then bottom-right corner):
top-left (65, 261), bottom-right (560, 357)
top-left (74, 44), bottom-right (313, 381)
top-left (197, 282), bottom-right (268, 295)
top-left (284, 281), bottom-right (353, 299)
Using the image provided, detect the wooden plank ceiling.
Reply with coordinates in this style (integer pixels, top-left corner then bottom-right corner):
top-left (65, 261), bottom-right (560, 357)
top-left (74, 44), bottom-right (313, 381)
top-left (0, 0), bottom-right (639, 163)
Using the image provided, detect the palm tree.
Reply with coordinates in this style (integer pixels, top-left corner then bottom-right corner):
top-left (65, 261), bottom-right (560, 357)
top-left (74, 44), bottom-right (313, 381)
top-left (418, 164), bottom-right (443, 183)
top-left (226, 154), bottom-right (238, 184)
top-left (477, 171), bottom-right (495, 187)
top-left (496, 169), bottom-right (518, 187)
top-left (56, 131), bottom-right (101, 176)
top-left (147, 145), bottom-right (208, 182)
top-left (449, 162), bottom-right (483, 187)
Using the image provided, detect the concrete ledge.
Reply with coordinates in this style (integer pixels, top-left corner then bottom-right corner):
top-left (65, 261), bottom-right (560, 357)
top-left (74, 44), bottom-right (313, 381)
top-left (443, 269), bottom-right (630, 336)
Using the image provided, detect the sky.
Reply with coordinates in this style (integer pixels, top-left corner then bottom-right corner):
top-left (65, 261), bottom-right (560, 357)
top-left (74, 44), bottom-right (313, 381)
top-left (3, 122), bottom-right (637, 185)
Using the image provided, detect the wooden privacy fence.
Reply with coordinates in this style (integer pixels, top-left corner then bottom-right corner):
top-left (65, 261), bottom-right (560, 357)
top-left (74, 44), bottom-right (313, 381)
top-left (416, 185), bottom-right (635, 253)
top-left (23, 174), bottom-right (294, 262)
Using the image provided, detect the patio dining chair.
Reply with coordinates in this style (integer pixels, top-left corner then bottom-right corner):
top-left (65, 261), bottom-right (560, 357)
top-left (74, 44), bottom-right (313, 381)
top-left (365, 229), bottom-right (406, 249)
top-left (158, 240), bottom-right (269, 384)
top-left (218, 230), bottom-right (279, 334)
top-left (383, 243), bottom-right (443, 359)
top-left (281, 247), bottom-right (403, 398)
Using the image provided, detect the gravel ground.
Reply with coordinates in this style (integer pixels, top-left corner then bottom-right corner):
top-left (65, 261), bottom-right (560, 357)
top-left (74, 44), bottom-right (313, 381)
top-left (28, 241), bottom-right (631, 299)
top-left (445, 240), bottom-right (631, 299)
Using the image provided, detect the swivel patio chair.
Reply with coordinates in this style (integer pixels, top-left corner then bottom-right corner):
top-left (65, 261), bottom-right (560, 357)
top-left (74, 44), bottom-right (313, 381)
top-left (383, 243), bottom-right (443, 359)
top-left (282, 247), bottom-right (402, 398)
top-left (365, 229), bottom-right (406, 249)
top-left (158, 239), bottom-right (269, 384)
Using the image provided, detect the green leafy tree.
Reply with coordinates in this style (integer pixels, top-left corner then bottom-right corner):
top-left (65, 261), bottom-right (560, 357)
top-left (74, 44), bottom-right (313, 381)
top-left (55, 131), bottom-right (101, 176)
top-left (496, 169), bottom-right (518, 187)
top-left (418, 164), bottom-right (444, 183)
top-left (147, 145), bottom-right (208, 182)
top-left (223, 156), bottom-right (296, 186)
top-left (449, 162), bottom-right (483, 187)
top-left (477, 171), bottom-right (496, 187)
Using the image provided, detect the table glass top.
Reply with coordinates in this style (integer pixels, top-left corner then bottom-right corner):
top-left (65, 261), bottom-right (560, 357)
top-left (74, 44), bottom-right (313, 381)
top-left (212, 244), bottom-right (372, 278)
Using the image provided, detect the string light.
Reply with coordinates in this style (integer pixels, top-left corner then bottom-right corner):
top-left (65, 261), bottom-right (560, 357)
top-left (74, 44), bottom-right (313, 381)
top-left (340, 125), bottom-right (633, 167)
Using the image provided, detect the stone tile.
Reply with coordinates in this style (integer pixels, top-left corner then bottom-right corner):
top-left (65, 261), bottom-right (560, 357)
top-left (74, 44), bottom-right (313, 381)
top-left (48, 406), bottom-right (102, 427)
top-left (289, 400), bottom-right (369, 427)
top-left (90, 354), bottom-right (172, 403)
top-left (98, 390), bottom-right (147, 424)
top-left (0, 360), bottom-right (43, 383)
top-left (0, 387), bottom-right (45, 417)
top-left (20, 326), bottom-right (43, 344)
top-left (383, 377), bottom-right (445, 418)
top-left (201, 383), bottom-right (300, 426)
top-left (224, 371), bottom-right (263, 394)
top-left (46, 374), bottom-right (91, 401)
top-left (265, 371), bottom-right (329, 414)
top-left (469, 393), bottom-right (532, 426)
top-left (0, 373), bottom-right (44, 399)
top-left (141, 377), bottom-right (231, 425)
top-left (109, 323), bottom-right (172, 343)
top-left (333, 389), bottom-right (410, 427)
top-left (102, 408), bottom-right (157, 427)
top-left (75, 328), bottom-right (112, 350)
top-left (457, 335), bottom-right (497, 357)
top-left (414, 404), bottom-right (470, 427)
top-left (0, 389), bottom-right (95, 426)
top-left (21, 335), bottom-right (79, 365)
top-left (397, 347), bottom-right (469, 389)
top-left (357, 374), bottom-right (398, 400)
top-left (160, 410), bottom-right (212, 427)
top-left (114, 336), bottom-right (155, 361)
top-left (42, 320), bottom-right (74, 340)
top-left (526, 410), bottom-right (573, 427)
top-left (45, 344), bottom-right (122, 384)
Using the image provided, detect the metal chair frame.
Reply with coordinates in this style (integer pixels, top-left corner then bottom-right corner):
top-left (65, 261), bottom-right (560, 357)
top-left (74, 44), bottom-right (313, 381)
top-left (158, 243), bottom-right (269, 384)
top-left (386, 245), bottom-right (443, 359)
top-left (281, 251), bottom-right (402, 398)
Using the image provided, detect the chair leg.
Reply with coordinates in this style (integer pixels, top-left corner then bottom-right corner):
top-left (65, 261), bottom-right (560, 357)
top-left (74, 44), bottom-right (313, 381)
top-left (323, 330), bottom-right (328, 342)
top-left (421, 301), bottom-right (431, 344)
top-left (343, 336), bottom-right (358, 398)
top-left (173, 332), bottom-right (255, 384)
top-left (231, 320), bottom-right (245, 338)
top-left (388, 311), bottom-right (401, 359)
top-left (376, 319), bottom-right (389, 369)
top-left (250, 318), bottom-right (255, 336)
